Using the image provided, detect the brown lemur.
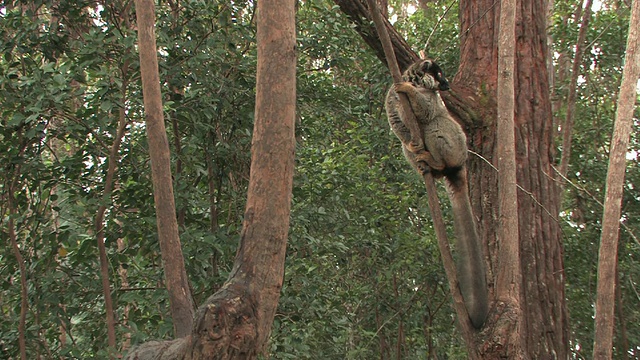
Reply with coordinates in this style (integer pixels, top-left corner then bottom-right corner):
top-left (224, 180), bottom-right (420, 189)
top-left (385, 59), bottom-right (488, 328)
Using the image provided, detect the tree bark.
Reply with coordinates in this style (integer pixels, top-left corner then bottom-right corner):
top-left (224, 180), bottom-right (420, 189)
top-left (334, 0), bottom-right (418, 71)
top-left (125, 0), bottom-right (296, 357)
top-left (94, 63), bottom-right (130, 352)
top-left (94, 107), bottom-right (126, 353)
top-left (135, 0), bottom-right (195, 338)
top-left (593, 0), bottom-right (640, 357)
top-left (495, 0), bottom-right (526, 356)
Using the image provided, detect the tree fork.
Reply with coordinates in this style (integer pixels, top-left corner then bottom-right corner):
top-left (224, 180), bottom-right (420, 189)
top-left (126, 0), bottom-right (296, 357)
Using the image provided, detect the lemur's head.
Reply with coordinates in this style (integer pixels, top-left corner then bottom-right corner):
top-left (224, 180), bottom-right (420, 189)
top-left (402, 59), bottom-right (450, 91)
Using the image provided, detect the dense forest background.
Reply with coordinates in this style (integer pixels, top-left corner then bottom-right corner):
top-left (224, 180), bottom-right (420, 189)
top-left (1, 0), bottom-right (638, 358)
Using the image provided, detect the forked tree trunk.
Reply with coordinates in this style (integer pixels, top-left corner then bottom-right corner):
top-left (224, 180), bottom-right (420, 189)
top-left (336, 0), bottom-right (569, 357)
top-left (125, 0), bottom-right (296, 357)
top-left (593, 0), bottom-right (640, 357)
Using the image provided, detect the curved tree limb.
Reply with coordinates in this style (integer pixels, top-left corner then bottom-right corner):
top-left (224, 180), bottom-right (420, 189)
top-left (334, 0), bottom-right (418, 71)
top-left (334, 0), bottom-right (481, 130)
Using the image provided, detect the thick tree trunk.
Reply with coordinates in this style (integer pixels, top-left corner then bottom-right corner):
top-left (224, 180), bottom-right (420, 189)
top-left (457, 1), bottom-right (568, 357)
top-left (593, 0), bottom-right (640, 357)
top-left (125, 0), bottom-right (296, 357)
top-left (135, 0), bottom-right (195, 338)
top-left (336, 0), bottom-right (569, 357)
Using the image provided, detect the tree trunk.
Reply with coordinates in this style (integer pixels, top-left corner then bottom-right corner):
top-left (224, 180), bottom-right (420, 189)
top-left (558, 0), bottom-right (593, 178)
top-left (95, 64), bottom-right (130, 352)
top-left (495, 0), bottom-right (526, 356)
top-left (458, 0), bottom-right (568, 357)
top-left (593, 0), bottom-right (640, 357)
top-left (336, 0), bottom-right (569, 357)
top-left (7, 165), bottom-right (28, 360)
top-left (125, 0), bottom-right (296, 357)
top-left (135, 0), bottom-right (195, 338)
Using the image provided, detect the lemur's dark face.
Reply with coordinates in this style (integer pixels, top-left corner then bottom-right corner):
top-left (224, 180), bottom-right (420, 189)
top-left (403, 59), bottom-right (451, 92)
top-left (421, 60), bottom-right (450, 91)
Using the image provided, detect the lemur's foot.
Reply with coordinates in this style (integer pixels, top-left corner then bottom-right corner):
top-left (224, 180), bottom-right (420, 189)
top-left (416, 161), bottom-right (430, 176)
top-left (394, 82), bottom-right (415, 94)
top-left (415, 152), bottom-right (445, 171)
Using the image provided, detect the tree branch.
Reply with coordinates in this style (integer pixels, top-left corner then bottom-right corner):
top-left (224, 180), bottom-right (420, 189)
top-left (363, 0), bottom-right (476, 342)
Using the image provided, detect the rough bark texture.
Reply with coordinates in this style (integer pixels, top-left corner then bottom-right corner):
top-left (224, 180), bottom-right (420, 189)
top-left (457, 1), bottom-right (568, 357)
top-left (336, 0), bottom-right (569, 357)
top-left (334, 0), bottom-right (417, 71)
top-left (593, 0), bottom-right (640, 357)
top-left (125, 0), bottom-right (296, 357)
top-left (135, 0), bottom-right (195, 338)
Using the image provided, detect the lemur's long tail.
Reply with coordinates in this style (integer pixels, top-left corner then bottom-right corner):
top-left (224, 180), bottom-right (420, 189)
top-left (446, 167), bottom-right (489, 329)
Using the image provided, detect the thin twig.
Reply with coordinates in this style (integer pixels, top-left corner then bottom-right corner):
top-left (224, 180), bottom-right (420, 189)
top-left (424, 0), bottom-right (456, 53)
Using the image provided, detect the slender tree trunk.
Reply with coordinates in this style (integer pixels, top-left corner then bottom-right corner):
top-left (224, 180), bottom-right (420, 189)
top-left (125, 0), bottom-right (296, 357)
top-left (558, 0), bottom-right (593, 178)
top-left (95, 68), bottom-right (130, 352)
top-left (593, 0), bottom-right (640, 357)
top-left (495, 0), bottom-right (526, 356)
top-left (7, 166), bottom-right (28, 360)
top-left (135, 0), bottom-right (195, 338)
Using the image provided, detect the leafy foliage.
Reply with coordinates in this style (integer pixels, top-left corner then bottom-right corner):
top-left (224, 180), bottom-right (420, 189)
top-left (0, 0), bottom-right (638, 358)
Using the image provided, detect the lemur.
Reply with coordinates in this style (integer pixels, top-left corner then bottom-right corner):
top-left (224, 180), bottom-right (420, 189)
top-left (385, 59), bottom-right (488, 329)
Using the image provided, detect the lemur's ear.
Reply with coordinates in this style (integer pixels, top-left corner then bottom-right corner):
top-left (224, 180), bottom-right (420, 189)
top-left (420, 60), bottom-right (434, 72)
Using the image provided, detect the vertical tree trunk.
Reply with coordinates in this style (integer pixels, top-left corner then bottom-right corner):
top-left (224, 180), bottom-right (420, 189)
top-left (457, 1), bottom-right (568, 357)
top-left (558, 0), bottom-right (593, 178)
top-left (7, 166), bottom-right (28, 360)
top-left (125, 0), bottom-right (296, 357)
top-left (495, 0), bottom-right (526, 356)
top-left (135, 0), bottom-right (195, 338)
top-left (593, 0), bottom-right (640, 357)
top-left (94, 119), bottom-right (126, 353)
top-left (95, 68), bottom-right (130, 352)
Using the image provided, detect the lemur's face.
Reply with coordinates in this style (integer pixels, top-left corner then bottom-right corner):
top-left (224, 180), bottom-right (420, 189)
top-left (403, 59), bottom-right (450, 91)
